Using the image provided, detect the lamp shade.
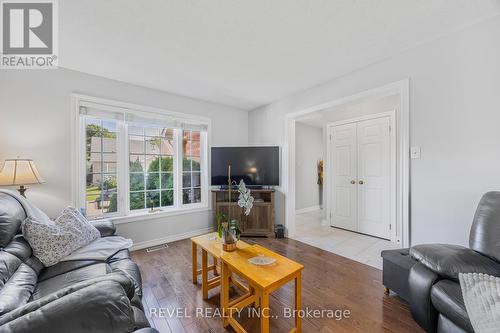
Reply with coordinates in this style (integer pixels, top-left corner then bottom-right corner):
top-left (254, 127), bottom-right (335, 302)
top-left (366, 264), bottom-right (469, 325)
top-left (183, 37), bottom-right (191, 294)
top-left (0, 159), bottom-right (45, 186)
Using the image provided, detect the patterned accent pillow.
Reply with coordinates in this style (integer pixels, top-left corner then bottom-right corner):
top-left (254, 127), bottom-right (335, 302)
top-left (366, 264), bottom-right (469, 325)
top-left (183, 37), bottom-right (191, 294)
top-left (22, 207), bottom-right (101, 267)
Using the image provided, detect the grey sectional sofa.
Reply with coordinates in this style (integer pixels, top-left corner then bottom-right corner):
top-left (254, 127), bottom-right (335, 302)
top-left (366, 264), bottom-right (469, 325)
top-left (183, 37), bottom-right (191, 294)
top-left (0, 192), bottom-right (158, 333)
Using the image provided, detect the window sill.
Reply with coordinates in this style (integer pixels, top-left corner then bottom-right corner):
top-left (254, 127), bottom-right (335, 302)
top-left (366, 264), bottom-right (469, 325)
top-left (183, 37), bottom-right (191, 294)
top-left (109, 205), bottom-right (211, 225)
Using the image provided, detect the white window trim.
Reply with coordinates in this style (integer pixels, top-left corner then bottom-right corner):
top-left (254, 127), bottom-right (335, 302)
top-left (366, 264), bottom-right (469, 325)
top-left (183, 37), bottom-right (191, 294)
top-left (71, 93), bottom-right (211, 224)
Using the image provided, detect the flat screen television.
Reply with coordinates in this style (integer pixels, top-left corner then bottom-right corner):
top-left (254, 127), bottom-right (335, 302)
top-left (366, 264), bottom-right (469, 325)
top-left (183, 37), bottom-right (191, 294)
top-left (211, 146), bottom-right (280, 187)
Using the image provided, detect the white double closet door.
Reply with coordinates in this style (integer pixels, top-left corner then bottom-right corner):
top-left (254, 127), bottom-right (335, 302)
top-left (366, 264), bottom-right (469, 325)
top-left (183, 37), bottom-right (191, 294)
top-left (329, 116), bottom-right (392, 240)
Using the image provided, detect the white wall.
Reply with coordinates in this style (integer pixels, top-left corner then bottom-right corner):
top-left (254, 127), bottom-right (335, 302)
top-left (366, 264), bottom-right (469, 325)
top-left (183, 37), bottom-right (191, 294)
top-left (249, 16), bottom-right (500, 246)
top-left (0, 68), bottom-right (248, 247)
top-left (321, 94), bottom-right (399, 123)
top-left (295, 122), bottom-right (323, 211)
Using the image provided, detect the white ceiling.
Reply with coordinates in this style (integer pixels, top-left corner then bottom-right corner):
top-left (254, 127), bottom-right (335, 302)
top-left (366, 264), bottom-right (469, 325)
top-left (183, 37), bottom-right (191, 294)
top-left (60, 0), bottom-right (500, 110)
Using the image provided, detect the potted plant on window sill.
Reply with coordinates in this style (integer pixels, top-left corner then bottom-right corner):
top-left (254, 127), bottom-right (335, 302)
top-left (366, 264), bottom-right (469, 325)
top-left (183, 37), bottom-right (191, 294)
top-left (217, 165), bottom-right (254, 252)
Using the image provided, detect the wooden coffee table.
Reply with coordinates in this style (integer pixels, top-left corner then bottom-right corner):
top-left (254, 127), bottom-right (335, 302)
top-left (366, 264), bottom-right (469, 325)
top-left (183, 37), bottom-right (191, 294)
top-left (220, 244), bottom-right (304, 333)
top-left (191, 232), bottom-right (250, 299)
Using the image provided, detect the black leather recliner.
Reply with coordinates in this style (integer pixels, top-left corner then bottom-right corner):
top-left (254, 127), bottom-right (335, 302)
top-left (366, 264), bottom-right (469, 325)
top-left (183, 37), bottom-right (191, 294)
top-left (0, 192), bottom-right (158, 333)
top-left (408, 191), bottom-right (500, 333)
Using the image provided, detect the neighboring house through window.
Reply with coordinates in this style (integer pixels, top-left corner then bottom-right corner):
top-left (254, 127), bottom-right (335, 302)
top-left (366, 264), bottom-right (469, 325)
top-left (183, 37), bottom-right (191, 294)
top-left (85, 119), bottom-right (118, 217)
top-left (182, 130), bottom-right (202, 204)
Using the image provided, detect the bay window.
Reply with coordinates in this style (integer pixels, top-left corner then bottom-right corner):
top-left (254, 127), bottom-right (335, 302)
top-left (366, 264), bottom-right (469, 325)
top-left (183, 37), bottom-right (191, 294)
top-left (75, 95), bottom-right (209, 220)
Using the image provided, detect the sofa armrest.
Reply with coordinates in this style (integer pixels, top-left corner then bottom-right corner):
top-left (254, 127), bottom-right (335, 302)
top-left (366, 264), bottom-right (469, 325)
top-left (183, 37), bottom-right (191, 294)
top-left (90, 218), bottom-right (116, 237)
top-left (408, 262), bottom-right (440, 333)
top-left (410, 244), bottom-right (500, 280)
top-left (0, 274), bottom-right (135, 333)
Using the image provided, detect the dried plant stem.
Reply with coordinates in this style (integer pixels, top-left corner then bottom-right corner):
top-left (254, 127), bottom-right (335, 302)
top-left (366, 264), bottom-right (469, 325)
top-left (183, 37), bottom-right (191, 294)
top-left (228, 165), bottom-right (231, 222)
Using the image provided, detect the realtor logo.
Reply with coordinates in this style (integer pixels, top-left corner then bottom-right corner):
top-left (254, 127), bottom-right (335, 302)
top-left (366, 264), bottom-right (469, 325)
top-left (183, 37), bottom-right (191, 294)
top-left (1, 0), bottom-right (58, 69)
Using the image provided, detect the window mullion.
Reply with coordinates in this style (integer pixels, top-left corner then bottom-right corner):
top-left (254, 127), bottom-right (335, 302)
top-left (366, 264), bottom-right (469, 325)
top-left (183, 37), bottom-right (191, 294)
top-left (78, 116), bottom-right (87, 213)
top-left (201, 132), bottom-right (208, 206)
top-left (117, 121), bottom-right (128, 217)
top-left (143, 135), bottom-right (146, 210)
top-left (175, 129), bottom-right (182, 209)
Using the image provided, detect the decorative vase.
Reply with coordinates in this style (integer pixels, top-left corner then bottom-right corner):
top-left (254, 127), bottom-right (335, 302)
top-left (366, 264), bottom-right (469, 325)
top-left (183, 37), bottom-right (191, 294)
top-left (221, 219), bottom-right (239, 252)
top-left (222, 241), bottom-right (237, 252)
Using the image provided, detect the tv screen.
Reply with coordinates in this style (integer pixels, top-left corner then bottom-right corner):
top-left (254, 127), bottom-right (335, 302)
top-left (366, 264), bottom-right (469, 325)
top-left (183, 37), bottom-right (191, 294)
top-left (211, 146), bottom-right (280, 186)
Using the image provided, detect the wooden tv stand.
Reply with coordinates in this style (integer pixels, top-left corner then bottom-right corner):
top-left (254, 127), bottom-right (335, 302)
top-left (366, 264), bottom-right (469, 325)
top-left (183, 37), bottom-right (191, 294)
top-left (211, 189), bottom-right (275, 238)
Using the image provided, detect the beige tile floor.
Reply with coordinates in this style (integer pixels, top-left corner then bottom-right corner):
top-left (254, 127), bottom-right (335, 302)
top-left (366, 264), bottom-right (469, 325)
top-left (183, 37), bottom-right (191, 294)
top-left (291, 210), bottom-right (400, 269)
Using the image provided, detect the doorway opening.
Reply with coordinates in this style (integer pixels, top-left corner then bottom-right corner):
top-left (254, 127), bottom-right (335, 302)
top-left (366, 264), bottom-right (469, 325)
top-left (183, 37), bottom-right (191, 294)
top-left (285, 80), bottom-right (410, 268)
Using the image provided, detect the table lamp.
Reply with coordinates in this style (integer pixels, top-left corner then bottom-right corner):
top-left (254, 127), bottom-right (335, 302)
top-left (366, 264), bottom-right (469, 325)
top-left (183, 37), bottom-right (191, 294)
top-left (0, 158), bottom-right (45, 197)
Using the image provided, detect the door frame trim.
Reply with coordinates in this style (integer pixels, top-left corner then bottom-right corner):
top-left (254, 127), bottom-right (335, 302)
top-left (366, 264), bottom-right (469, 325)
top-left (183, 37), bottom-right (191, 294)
top-left (326, 111), bottom-right (396, 242)
top-left (284, 79), bottom-right (410, 248)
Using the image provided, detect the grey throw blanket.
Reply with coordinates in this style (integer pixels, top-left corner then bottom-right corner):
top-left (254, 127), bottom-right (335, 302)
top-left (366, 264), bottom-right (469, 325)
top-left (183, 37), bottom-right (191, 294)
top-left (0, 189), bottom-right (132, 263)
top-left (63, 237), bottom-right (133, 261)
top-left (459, 272), bottom-right (500, 333)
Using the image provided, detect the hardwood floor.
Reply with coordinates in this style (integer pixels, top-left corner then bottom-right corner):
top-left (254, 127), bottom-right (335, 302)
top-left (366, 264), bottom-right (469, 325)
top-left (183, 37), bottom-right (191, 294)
top-left (132, 237), bottom-right (424, 333)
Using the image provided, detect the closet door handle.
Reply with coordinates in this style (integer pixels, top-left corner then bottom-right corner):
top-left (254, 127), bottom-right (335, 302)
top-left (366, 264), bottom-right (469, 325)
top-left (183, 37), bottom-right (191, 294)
top-left (350, 180), bottom-right (356, 184)
top-left (358, 180), bottom-right (364, 185)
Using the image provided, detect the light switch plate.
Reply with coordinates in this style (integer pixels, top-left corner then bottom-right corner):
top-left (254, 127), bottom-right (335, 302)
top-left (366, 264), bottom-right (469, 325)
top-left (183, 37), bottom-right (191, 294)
top-left (410, 146), bottom-right (421, 159)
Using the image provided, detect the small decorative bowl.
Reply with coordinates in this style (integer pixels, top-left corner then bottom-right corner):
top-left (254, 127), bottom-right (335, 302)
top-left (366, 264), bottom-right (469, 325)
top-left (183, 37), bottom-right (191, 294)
top-left (248, 255), bottom-right (276, 266)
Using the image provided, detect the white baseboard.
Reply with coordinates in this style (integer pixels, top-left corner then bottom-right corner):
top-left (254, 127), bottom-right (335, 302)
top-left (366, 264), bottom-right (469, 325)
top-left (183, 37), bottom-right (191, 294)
top-left (130, 226), bottom-right (213, 251)
top-left (295, 205), bottom-right (321, 215)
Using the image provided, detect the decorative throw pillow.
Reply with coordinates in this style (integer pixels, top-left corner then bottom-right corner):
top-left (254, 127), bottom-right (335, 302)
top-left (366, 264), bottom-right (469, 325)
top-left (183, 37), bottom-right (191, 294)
top-left (22, 207), bottom-right (100, 267)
